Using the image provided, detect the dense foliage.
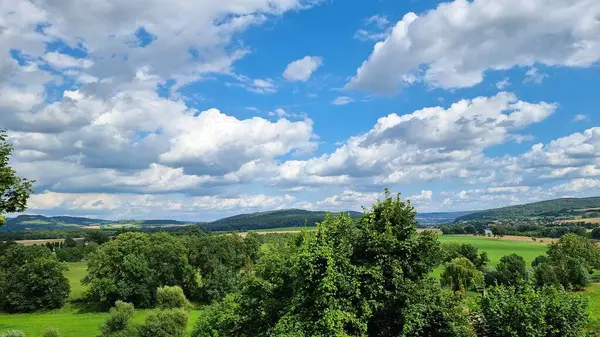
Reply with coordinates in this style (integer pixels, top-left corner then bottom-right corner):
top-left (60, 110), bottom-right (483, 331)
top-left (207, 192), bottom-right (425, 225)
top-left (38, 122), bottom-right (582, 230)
top-left (442, 243), bottom-right (489, 270)
top-left (474, 284), bottom-right (588, 337)
top-left (0, 245), bottom-right (70, 312)
top-left (193, 190), bottom-right (474, 337)
top-left (0, 129), bottom-right (34, 227)
top-left (533, 234), bottom-right (600, 290)
top-left (485, 254), bottom-right (529, 287)
top-left (441, 257), bottom-right (484, 291)
top-left (83, 232), bottom-right (197, 309)
top-left (100, 291), bottom-right (189, 337)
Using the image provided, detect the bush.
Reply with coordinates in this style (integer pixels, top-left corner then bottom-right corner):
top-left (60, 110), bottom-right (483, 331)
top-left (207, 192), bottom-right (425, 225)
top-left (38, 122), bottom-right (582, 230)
top-left (41, 328), bottom-right (61, 337)
top-left (474, 284), bottom-right (588, 337)
top-left (100, 301), bottom-right (136, 337)
top-left (191, 295), bottom-right (239, 337)
top-left (0, 331), bottom-right (26, 337)
top-left (441, 257), bottom-right (483, 291)
top-left (156, 286), bottom-right (189, 309)
top-left (139, 308), bottom-right (188, 337)
top-left (492, 254), bottom-right (529, 287)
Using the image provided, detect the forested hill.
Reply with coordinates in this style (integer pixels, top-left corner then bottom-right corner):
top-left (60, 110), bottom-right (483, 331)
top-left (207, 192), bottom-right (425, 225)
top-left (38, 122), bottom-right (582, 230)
top-left (201, 209), bottom-right (362, 231)
top-left (1, 215), bottom-right (190, 231)
top-left (455, 196), bottom-right (600, 222)
top-left (2, 209), bottom-right (470, 232)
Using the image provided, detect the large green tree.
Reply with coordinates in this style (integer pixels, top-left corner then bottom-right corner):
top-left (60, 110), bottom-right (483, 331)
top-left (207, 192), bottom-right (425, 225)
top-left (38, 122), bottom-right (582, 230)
top-left (84, 232), bottom-right (198, 309)
top-left (0, 129), bottom-right (34, 226)
top-left (193, 190), bottom-right (474, 337)
top-left (0, 245), bottom-right (70, 313)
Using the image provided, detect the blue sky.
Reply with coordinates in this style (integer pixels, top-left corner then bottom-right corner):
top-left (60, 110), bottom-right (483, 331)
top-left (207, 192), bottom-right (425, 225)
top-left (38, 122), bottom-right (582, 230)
top-left (1, 0), bottom-right (600, 220)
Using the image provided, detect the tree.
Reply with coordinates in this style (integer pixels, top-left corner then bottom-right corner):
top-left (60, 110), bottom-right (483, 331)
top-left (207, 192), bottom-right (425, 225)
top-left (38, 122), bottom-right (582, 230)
top-left (84, 232), bottom-right (197, 309)
top-left (442, 243), bottom-right (489, 270)
top-left (0, 129), bottom-right (34, 227)
top-left (591, 227), bottom-right (600, 240)
top-left (196, 190), bottom-right (473, 337)
top-left (491, 225), bottom-right (506, 237)
top-left (441, 257), bottom-right (484, 291)
top-left (85, 230), bottom-right (111, 244)
top-left (474, 284), bottom-right (588, 337)
top-left (547, 234), bottom-right (600, 272)
top-left (486, 253), bottom-right (529, 287)
top-left (185, 234), bottom-right (247, 302)
top-left (0, 245), bottom-right (70, 313)
top-left (533, 234), bottom-right (600, 290)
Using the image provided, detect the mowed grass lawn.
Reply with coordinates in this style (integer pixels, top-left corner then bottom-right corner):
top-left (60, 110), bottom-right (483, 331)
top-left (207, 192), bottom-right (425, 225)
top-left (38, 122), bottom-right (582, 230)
top-left (0, 261), bottom-right (201, 337)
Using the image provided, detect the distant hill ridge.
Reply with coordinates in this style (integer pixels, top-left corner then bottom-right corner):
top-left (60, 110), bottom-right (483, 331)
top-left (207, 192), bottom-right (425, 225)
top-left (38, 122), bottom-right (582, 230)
top-left (455, 196), bottom-right (600, 222)
top-left (2, 208), bottom-right (470, 232)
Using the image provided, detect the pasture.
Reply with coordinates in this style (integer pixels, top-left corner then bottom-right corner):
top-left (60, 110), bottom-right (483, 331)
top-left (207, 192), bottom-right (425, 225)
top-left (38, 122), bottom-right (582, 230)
top-left (1, 234), bottom-right (598, 336)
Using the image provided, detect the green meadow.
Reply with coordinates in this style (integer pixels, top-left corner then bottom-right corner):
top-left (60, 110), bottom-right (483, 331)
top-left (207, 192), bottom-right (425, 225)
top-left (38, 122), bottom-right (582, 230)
top-left (437, 235), bottom-right (548, 266)
top-left (1, 235), bottom-right (598, 336)
top-left (0, 261), bottom-right (201, 337)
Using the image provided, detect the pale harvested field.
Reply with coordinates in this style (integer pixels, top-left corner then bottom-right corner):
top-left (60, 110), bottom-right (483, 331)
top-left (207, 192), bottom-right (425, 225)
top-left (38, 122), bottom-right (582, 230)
top-left (14, 238), bottom-right (85, 246)
top-left (561, 217), bottom-right (600, 224)
top-left (81, 225), bottom-right (102, 229)
top-left (494, 235), bottom-right (556, 244)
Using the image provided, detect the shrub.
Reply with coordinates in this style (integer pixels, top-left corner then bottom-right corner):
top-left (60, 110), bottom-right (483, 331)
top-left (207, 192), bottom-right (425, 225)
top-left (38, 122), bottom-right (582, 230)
top-left (474, 284), bottom-right (588, 337)
top-left (488, 254), bottom-right (529, 287)
top-left (0, 331), bottom-right (26, 337)
top-left (139, 308), bottom-right (188, 337)
top-left (41, 328), bottom-right (61, 337)
top-left (191, 295), bottom-right (239, 337)
top-left (100, 301), bottom-right (135, 336)
top-left (441, 257), bottom-right (483, 291)
top-left (156, 286), bottom-right (189, 309)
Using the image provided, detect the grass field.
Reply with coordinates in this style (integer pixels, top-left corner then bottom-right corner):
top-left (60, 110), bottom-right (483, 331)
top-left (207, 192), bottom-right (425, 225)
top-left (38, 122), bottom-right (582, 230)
top-left (0, 235), bottom-right (597, 336)
top-left (0, 261), bottom-right (201, 337)
top-left (438, 235), bottom-right (548, 265)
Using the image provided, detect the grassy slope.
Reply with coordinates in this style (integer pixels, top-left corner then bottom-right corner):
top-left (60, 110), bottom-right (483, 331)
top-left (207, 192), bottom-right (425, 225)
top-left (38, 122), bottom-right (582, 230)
top-left (456, 196), bottom-right (600, 221)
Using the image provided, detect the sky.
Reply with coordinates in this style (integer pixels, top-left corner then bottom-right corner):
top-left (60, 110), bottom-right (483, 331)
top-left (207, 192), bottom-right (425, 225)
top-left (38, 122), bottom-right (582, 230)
top-left (1, 0), bottom-right (600, 221)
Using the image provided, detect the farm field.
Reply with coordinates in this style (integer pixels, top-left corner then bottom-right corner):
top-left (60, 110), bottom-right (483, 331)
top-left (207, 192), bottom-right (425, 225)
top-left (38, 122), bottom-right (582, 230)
top-left (1, 235), bottom-right (598, 336)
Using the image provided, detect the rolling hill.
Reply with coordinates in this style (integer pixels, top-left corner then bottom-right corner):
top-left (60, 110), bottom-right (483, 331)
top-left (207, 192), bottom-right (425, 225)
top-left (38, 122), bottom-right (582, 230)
top-left (201, 209), bottom-right (363, 232)
top-left (455, 197), bottom-right (600, 222)
top-left (1, 208), bottom-right (471, 232)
